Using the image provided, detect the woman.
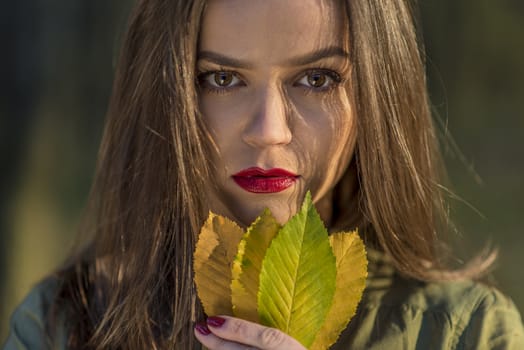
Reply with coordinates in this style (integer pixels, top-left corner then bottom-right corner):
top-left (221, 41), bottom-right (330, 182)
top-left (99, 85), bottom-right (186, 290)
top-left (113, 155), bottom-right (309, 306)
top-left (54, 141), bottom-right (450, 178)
top-left (4, 0), bottom-right (523, 349)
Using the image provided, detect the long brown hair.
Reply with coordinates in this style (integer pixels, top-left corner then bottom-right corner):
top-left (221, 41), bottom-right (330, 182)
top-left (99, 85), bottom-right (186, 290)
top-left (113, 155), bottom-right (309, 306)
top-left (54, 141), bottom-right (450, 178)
top-left (51, 0), bottom-right (494, 348)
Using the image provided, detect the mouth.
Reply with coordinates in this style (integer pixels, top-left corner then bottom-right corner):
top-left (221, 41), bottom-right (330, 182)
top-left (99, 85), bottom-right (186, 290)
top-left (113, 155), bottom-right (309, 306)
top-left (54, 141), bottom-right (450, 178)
top-left (232, 167), bottom-right (299, 193)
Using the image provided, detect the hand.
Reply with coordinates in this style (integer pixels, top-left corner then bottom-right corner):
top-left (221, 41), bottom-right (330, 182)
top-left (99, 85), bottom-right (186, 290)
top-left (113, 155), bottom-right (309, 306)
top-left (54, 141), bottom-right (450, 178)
top-left (194, 315), bottom-right (307, 350)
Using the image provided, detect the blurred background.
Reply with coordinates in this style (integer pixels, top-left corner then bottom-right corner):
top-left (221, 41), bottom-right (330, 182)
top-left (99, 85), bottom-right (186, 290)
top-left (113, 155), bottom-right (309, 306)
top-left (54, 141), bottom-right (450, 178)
top-left (1, 0), bottom-right (523, 340)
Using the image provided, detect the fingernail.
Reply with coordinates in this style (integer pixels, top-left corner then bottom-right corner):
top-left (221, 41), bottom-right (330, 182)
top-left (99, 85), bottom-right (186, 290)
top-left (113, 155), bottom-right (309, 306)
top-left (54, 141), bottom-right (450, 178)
top-left (195, 322), bottom-right (211, 335)
top-left (207, 316), bottom-right (226, 328)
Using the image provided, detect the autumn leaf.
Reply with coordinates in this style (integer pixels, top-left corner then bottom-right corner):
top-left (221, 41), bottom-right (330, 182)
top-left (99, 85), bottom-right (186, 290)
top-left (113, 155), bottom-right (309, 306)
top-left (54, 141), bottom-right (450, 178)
top-left (310, 231), bottom-right (368, 350)
top-left (231, 209), bottom-right (281, 322)
top-left (193, 192), bottom-right (368, 350)
top-left (257, 192), bottom-right (337, 348)
top-left (193, 213), bottom-right (244, 316)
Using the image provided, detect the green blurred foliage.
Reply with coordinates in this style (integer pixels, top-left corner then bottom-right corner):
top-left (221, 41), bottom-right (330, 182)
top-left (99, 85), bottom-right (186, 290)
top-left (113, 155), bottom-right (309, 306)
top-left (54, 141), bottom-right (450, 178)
top-left (421, 0), bottom-right (524, 301)
top-left (1, 0), bottom-right (523, 340)
top-left (0, 0), bottom-right (132, 338)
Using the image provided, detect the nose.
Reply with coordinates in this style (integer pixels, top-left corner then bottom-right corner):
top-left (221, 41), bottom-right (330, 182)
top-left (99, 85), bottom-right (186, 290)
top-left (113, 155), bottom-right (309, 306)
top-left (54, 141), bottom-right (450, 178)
top-left (242, 85), bottom-right (292, 147)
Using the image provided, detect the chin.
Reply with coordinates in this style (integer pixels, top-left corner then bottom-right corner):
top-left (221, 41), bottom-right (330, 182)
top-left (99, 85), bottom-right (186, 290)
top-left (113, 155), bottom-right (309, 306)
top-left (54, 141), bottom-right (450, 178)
top-left (210, 185), bottom-right (304, 227)
top-left (233, 200), bottom-right (299, 227)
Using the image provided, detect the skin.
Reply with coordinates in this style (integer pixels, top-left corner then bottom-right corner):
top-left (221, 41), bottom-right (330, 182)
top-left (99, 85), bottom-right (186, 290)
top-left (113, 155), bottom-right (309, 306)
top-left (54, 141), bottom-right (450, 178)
top-left (195, 0), bottom-right (354, 348)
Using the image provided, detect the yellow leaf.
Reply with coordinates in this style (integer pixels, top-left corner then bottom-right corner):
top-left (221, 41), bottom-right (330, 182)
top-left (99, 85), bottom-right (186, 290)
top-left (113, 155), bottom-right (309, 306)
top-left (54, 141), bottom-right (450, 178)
top-left (310, 230), bottom-right (368, 350)
top-left (231, 209), bottom-right (281, 322)
top-left (257, 193), bottom-right (336, 348)
top-left (194, 213), bottom-right (244, 316)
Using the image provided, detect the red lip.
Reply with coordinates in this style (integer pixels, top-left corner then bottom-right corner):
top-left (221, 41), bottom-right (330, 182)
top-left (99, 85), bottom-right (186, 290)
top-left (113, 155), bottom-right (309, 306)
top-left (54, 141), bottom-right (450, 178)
top-left (232, 167), bottom-right (298, 193)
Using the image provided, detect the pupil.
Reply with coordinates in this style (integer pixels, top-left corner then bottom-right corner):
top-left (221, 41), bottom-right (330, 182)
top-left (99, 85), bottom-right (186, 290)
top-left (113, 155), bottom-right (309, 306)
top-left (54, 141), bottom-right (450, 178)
top-left (308, 72), bottom-right (326, 87)
top-left (215, 72), bottom-right (232, 86)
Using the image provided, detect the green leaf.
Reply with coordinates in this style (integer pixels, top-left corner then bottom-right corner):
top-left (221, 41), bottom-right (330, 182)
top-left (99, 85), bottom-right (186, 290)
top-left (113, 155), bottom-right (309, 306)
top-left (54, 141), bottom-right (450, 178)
top-left (310, 231), bottom-right (368, 350)
top-left (231, 209), bottom-right (281, 322)
top-left (194, 213), bottom-right (244, 316)
top-left (257, 192), bottom-right (336, 348)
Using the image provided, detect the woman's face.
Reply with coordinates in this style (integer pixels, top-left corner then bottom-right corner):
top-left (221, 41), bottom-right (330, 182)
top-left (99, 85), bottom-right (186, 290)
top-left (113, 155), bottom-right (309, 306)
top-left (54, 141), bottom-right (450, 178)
top-left (198, 0), bottom-right (356, 226)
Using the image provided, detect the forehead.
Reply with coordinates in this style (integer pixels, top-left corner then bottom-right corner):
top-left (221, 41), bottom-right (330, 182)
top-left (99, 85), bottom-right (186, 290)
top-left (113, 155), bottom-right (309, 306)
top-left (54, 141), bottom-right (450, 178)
top-left (199, 0), bottom-right (346, 65)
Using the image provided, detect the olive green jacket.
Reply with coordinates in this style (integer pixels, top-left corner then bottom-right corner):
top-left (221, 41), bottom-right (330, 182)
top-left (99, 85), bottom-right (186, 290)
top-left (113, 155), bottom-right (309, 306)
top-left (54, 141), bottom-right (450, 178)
top-left (4, 250), bottom-right (524, 349)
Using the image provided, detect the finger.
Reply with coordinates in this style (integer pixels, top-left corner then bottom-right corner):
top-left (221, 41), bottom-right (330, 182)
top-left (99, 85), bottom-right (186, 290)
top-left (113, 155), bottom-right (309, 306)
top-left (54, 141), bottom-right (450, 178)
top-left (194, 322), bottom-right (256, 350)
top-left (205, 316), bottom-right (305, 350)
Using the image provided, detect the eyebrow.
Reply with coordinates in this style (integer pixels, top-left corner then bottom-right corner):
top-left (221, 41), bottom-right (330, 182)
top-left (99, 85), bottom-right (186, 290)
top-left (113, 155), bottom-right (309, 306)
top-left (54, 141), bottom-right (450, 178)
top-left (197, 46), bottom-right (349, 69)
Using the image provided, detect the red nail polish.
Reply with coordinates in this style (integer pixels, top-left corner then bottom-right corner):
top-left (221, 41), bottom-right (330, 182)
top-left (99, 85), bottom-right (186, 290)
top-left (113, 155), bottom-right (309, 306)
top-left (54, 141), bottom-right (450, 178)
top-left (195, 322), bottom-right (211, 335)
top-left (207, 316), bottom-right (226, 328)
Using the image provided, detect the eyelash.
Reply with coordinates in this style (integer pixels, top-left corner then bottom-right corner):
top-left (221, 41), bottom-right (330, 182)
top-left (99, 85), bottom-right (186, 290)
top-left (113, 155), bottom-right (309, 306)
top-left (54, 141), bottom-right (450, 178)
top-left (196, 68), bottom-right (343, 95)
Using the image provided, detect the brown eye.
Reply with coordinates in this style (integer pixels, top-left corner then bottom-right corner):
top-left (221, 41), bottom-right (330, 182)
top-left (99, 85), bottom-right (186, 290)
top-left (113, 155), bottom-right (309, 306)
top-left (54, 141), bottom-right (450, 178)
top-left (307, 71), bottom-right (327, 87)
top-left (214, 71), bottom-right (233, 86)
top-left (198, 70), bottom-right (243, 90)
top-left (295, 69), bottom-right (342, 91)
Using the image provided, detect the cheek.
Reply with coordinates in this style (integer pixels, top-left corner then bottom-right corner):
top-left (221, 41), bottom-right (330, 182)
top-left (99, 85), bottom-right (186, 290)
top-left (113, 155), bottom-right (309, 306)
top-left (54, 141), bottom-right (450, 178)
top-left (293, 92), bottom-right (356, 191)
top-left (319, 91), bottom-right (355, 159)
top-left (201, 96), bottom-right (238, 133)
top-left (295, 91), bottom-right (355, 157)
top-left (199, 94), bottom-right (249, 152)
top-left (319, 116), bottom-right (355, 182)
top-left (327, 105), bottom-right (356, 178)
